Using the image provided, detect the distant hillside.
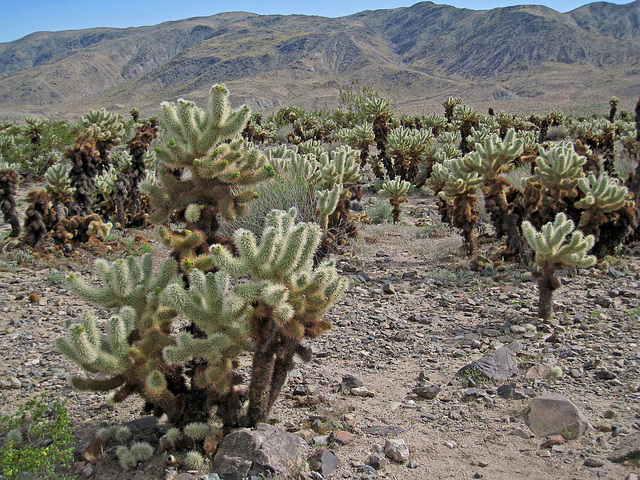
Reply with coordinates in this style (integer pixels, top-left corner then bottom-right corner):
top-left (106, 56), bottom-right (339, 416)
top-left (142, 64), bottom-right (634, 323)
top-left (0, 1), bottom-right (638, 121)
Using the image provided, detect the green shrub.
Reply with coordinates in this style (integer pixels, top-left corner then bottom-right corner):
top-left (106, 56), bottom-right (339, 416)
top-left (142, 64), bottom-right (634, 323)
top-left (366, 198), bottom-right (393, 224)
top-left (0, 394), bottom-right (75, 480)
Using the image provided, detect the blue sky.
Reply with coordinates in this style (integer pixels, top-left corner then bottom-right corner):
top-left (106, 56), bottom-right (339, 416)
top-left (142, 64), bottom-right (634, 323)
top-left (0, 0), bottom-right (634, 44)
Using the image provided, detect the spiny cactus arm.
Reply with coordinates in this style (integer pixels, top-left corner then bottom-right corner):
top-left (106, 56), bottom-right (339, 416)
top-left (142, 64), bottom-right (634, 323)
top-left (575, 172), bottom-right (632, 213)
top-left (522, 213), bottom-right (596, 269)
top-left (66, 270), bottom-right (119, 309)
top-left (530, 143), bottom-right (586, 193)
top-left (56, 311), bottom-right (133, 378)
top-left (466, 129), bottom-right (524, 177)
top-left (379, 178), bottom-right (411, 203)
top-left (201, 85), bottom-right (251, 149)
top-left (317, 184), bottom-right (343, 230)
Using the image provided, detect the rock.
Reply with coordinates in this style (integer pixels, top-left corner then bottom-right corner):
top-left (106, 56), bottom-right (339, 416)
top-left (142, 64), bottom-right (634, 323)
top-left (384, 438), bottom-right (410, 462)
top-left (595, 368), bottom-right (617, 380)
top-left (457, 346), bottom-right (519, 382)
top-left (607, 434), bottom-right (640, 463)
top-left (351, 387), bottom-right (373, 397)
top-left (584, 457), bottom-right (605, 467)
top-left (340, 374), bottom-right (363, 394)
top-left (212, 423), bottom-right (310, 480)
top-left (509, 428), bottom-right (531, 439)
top-left (527, 394), bottom-right (589, 440)
top-left (361, 425), bottom-right (406, 436)
top-left (366, 453), bottom-right (388, 470)
top-left (0, 376), bottom-right (22, 389)
top-left (525, 364), bottom-right (552, 380)
top-left (328, 430), bottom-right (355, 445)
top-left (308, 448), bottom-right (340, 478)
top-left (412, 385), bottom-right (440, 399)
top-left (540, 435), bottom-right (565, 448)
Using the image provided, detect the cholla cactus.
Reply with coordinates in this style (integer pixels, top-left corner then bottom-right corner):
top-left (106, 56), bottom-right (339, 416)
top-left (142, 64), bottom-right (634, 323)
top-left (65, 129), bottom-right (103, 217)
top-left (57, 253), bottom-right (182, 418)
top-left (23, 190), bottom-right (57, 249)
top-left (387, 126), bottom-right (434, 182)
top-left (609, 96), bottom-right (620, 122)
top-left (58, 209), bottom-right (347, 432)
top-left (204, 208), bottom-right (348, 426)
top-left (44, 164), bottom-right (73, 211)
top-left (149, 84), bottom-right (275, 265)
top-left (525, 142), bottom-right (586, 226)
top-left (442, 96), bottom-right (463, 123)
top-left (522, 213), bottom-right (596, 322)
top-left (315, 146), bottom-right (361, 191)
top-left (82, 108), bottom-right (125, 168)
top-left (338, 122), bottom-right (374, 165)
top-left (0, 168), bottom-right (21, 237)
top-left (363, 96), bottom-right (392, 178)
top-left (574, 171), bottom-right (636, 255)
top-left (432, 157), bottom-right (483, 258)
top-left (379, 177), bottom-right (411, 224)
top-left (452, 104), bottom-right (479, 154)
top-left (465, 129), bottom-right (524, 181)
top-left (464, 129), bottom-right (526, 258)
top-left (422, 112), bottom-right (448, 137)
top-left (317, 184), bottom-right (343, 230)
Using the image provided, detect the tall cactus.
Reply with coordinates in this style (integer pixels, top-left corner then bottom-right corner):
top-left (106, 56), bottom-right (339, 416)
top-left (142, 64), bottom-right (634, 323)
top-left (81, 108), bottom-right (125, 171)
top-left (58, 210), bottom-right (347, 431)
top-left (432, 157), bottom-right (483, 258)
top-left (0, 168), bottom-right (21, 237)
top-left (387, 126), bottom-right (434, 183)
top-left (464, 129), bottom-right (527, 260)
top-left (148, 84), bottom-right (275, 266)
top-left (525, 142), bottom-right (586, 228)
top-left (575, 171), bottom-right (636, 256)
top-left (522, 213), bottom-right (596, 322)
top-left (363, 97), bottom-right (392, 178)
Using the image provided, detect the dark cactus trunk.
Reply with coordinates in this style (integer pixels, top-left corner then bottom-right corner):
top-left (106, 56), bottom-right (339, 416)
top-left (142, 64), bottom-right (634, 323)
top-left (534, 268), bottom-right (561, 323)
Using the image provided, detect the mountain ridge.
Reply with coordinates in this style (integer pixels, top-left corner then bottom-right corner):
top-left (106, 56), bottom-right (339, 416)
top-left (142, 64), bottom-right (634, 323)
top-left (0, 1), bottom-right (638, 120)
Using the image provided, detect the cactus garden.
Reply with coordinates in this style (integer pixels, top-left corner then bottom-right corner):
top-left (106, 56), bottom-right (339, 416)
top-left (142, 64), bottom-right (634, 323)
top-left (1, 87), bottom-right (640, 480)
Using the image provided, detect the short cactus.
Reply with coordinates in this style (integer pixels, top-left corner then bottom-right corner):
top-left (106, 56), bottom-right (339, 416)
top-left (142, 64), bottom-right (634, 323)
top-left (379, 177), bottom-right (411, 224)
top-left (522, 213), bottom-right (596, 322)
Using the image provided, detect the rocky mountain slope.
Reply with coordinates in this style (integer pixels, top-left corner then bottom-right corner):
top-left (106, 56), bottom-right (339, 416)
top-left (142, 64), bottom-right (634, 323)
top-left (0, 1), bottom-right (639, 120)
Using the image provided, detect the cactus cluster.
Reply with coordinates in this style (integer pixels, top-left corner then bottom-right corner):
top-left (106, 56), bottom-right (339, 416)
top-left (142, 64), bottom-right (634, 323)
top-left (58, 208), bottom-right (347, 432)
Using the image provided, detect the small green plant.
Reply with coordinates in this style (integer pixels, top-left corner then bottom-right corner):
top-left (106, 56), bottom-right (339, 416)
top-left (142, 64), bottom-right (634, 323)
top-left (365, 198), bottom-right (393, 224)
top-left (0, 394), bottom-right (75, 480)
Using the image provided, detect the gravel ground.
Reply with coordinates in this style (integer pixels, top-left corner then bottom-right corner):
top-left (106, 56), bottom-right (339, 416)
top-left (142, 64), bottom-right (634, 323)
top-left (1, 196), bottom-right (639, 480)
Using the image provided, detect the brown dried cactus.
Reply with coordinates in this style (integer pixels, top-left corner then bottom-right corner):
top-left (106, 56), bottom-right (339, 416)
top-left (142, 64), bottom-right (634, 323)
top-left (65, 129), bottom-right (103, 217)
top-left (23, 190), bottom-right (57, 249)
top-left (0, 168), bottom-right (21, 237)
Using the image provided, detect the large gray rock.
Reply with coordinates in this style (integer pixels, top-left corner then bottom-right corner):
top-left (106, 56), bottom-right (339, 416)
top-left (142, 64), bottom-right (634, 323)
top-left (212, 423), bottom-right (310, 480)
top-left (527, 394), bottom-right (589, 440)
top-left (457, 345), bottom-right (520, 382)
top-left (607, 434), bottom-right (640, 463)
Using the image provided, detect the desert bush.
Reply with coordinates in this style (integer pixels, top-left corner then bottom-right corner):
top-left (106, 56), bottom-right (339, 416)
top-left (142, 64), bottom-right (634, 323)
top-left (0, 394), bottom-right (75, 480)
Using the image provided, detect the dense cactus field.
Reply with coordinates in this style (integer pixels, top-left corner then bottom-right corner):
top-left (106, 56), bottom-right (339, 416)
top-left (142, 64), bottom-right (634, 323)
top-left (0, 86), bottom-right (639, 480)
